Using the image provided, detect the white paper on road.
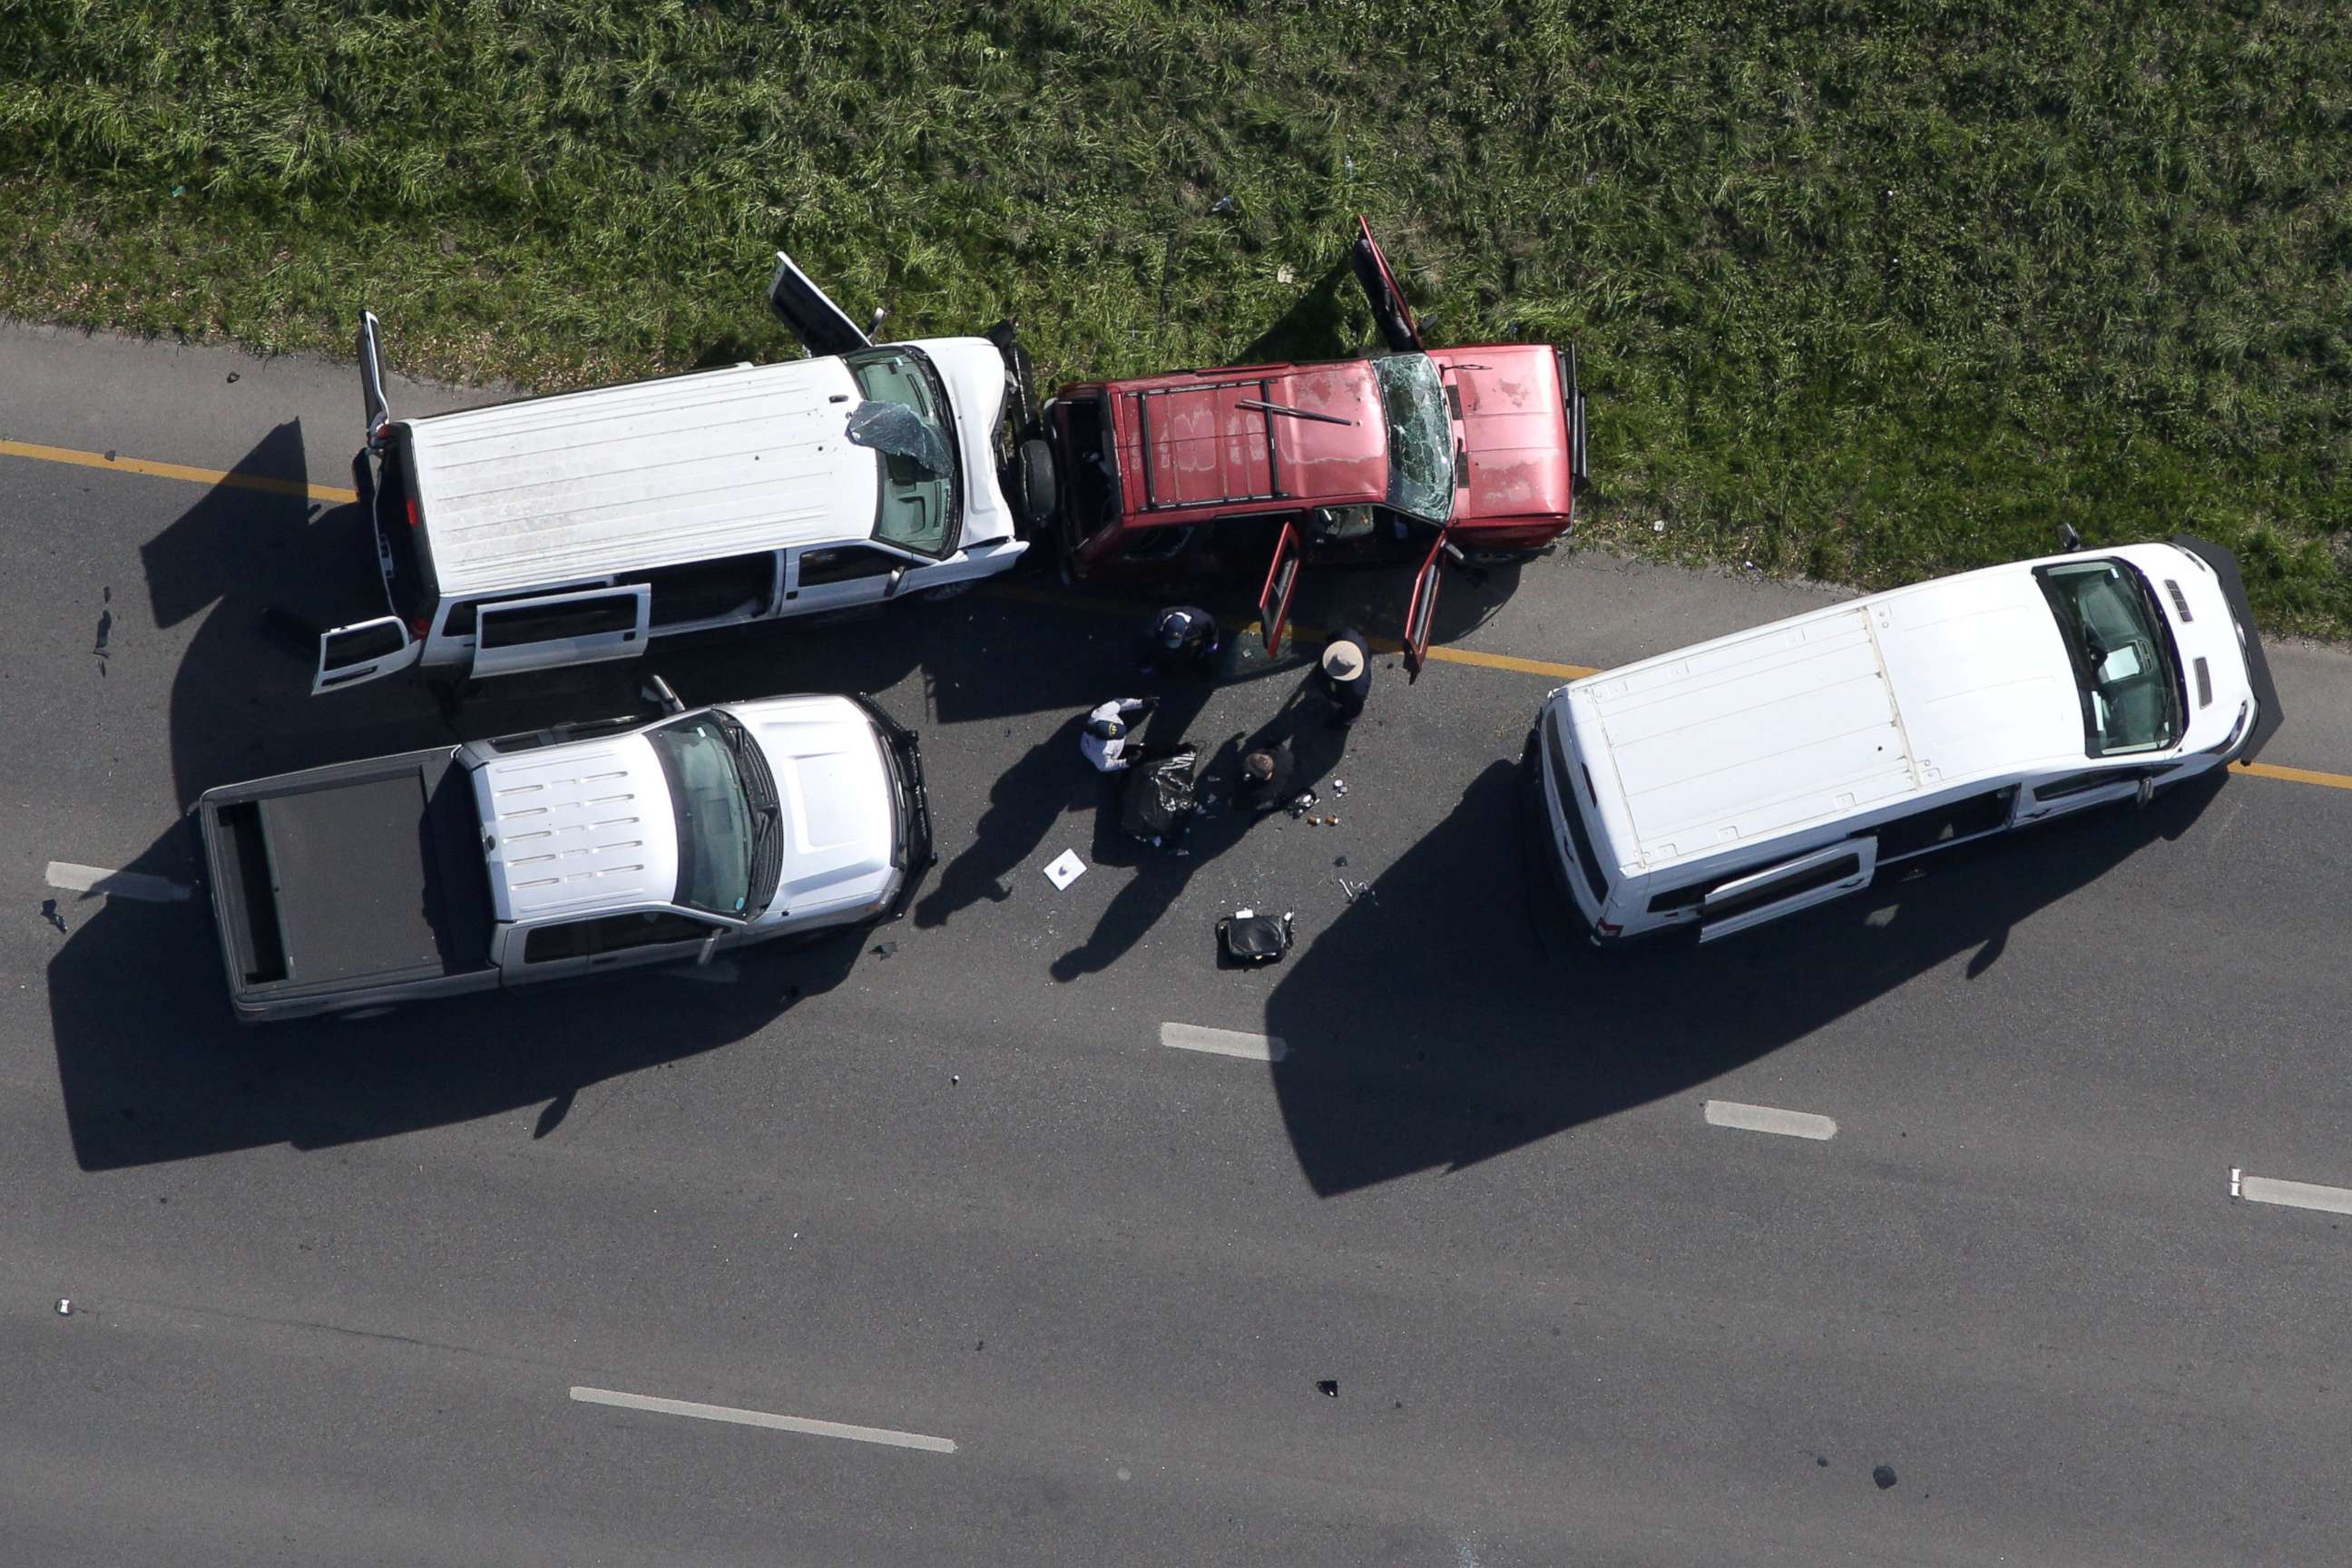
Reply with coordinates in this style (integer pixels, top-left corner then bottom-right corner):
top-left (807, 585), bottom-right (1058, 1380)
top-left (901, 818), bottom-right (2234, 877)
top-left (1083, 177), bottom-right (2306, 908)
top-left (1043, 849), bottom-right (1086, 890)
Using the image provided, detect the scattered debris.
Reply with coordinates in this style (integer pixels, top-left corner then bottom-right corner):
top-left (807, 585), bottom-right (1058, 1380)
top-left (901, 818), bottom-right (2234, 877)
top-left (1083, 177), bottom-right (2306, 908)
top-left (1816, 1455), bottom-right (1829, 1467)
top-left (1276, 264), bottom-right (1295, 284)
top-left (1332, 779), bottom-right (1348, 797)
top-left (103, 449), bottom-right (116, 462)
top-left (40, 899), bottom-right (67, 935)
top-left (1287, 789), bottom-right (1318, 818)
top-left (1334, 855), bottom-right (1348, 867)
top-left (225, 371), bottom-right (240, 384)
top-left (1872, 1464), bottom-right (1897, 1490)
top-left (1220, 910), bottom-right (1295, 965)
top-left (1653, 518), bottom-right (1666, 534)
top-left (1317, 1379), bottom-right (1338, 1397)
top-left (56, 1298), bottom-right (70, 1316)
top-left (870, 940), bottom-right (897, 960)
top-left (950, 1074), bottom-right (959, 1085)
top-left (1043, 849), bottom-right (1086, 890)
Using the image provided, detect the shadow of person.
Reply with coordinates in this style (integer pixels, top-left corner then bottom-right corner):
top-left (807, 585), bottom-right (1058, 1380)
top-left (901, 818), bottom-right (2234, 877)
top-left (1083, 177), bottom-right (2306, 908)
top-left (1261, 756), bottom-right (2227, 1198)
top-left (915, 715), bottom-right (1091, 928)
top-left (47, 818), bottom-right (866, 1172)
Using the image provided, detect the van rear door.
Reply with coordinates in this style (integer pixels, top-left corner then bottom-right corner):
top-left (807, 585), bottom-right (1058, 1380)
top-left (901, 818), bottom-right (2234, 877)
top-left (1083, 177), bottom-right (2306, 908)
top-left (767, 251), bottom-right (874, 357)
top-left (1256, 520), bottom-right (1304, 656)
top-left (1348, 217), bottom-right (1425, 354)
top-left (358, 310), bottom-right (392, 447)
top-left (1696, 838), bottom-right (1877, 945)
top-left (314, 615), bottom-right (423, 694)
top-left (1401, 530), bottom-right (1448, 680)
top-left (470, 585), bottom-right (652, 679)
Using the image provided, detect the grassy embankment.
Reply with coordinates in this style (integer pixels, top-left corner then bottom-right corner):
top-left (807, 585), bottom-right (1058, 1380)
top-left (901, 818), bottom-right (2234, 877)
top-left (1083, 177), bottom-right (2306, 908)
top-left (2, 2), bottom-right (2345, 631)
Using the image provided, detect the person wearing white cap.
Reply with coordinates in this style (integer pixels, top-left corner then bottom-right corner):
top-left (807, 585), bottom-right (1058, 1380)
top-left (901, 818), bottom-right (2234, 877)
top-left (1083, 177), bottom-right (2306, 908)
top-left (1319, 627), bottom-right (1371, 722)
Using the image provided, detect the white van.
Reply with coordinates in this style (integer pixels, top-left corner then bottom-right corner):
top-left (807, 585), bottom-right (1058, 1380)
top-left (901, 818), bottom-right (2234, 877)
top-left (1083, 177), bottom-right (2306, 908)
top-left (1533, 537), bottom-right (2280, 945)
top-left (313, 255), bottom-right (1054, 694)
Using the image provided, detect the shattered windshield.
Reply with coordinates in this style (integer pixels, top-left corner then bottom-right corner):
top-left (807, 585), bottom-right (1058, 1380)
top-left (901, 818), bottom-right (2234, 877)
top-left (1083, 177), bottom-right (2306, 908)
top-left (846, 347), bottom-right (961, 557)
top-left (2034, 559), bottom-right (2182, 757)
top-left (1372, 353), bottom-right (1455, 524)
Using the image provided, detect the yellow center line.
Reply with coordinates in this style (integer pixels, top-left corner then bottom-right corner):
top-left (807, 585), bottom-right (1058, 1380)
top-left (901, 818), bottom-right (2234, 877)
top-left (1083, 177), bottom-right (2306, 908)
top-left (0, 436), bottom-right (358, 505)
top-left (6, 435), bottom-right (2347, 791)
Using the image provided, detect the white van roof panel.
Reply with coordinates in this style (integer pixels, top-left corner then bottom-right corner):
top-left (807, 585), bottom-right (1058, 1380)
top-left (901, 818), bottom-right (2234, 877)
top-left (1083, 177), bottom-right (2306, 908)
top-left (406, 357), bottom-right (877, 600)
top-left (1569, 560), bottom-right (2084, 874)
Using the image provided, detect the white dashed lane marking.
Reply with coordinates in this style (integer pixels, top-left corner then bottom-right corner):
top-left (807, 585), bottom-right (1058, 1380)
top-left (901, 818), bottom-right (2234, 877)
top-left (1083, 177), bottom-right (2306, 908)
top-left (1159, 1023), bottom-right (1289, 1063)
top-left (1702, 1100), bottom-right (1838, 1141)
top-left (44, 861), bottom-right (191, 902)
top-left (2231, 1169), bottom-right (2352, 1216)
top-left (568, 1387), bottom-right (957, 1454)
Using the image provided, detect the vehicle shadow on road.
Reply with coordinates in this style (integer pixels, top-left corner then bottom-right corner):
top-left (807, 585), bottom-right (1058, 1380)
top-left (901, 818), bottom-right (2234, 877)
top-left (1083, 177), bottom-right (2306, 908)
top-left (45, 818), bottom-right (866, 1171)
top-left (1260, 757), bottom-right (2229, 1197)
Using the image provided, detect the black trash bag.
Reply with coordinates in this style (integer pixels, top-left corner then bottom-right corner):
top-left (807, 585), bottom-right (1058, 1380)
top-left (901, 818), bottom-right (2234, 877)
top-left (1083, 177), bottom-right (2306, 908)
top-left (1218, 909), bottom-right (1294, 965)
top-left (1121, 744), bottom-right (1199, 845)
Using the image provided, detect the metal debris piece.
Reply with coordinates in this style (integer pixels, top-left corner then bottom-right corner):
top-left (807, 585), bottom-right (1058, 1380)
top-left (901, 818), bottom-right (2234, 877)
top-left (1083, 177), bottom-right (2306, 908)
top-left (1317, 1379), bottom-right (1338, 1397)
top-left (56, 1298), bottom-right (70, 1316)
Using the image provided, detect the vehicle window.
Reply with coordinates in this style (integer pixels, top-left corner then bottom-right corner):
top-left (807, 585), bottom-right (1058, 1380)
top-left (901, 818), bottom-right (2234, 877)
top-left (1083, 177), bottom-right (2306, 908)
top-left (324, 621), bottom-right (407, 664)
top-left (1371, 353), bottom-right (1455, 525)
top-left (2034, 765), bottom-right (2171, 800)
top-left (1544, 716), bottom-right (1610, 900)
top-left (2034, 560), bottom-right (2181, 757)
top-left (523, 911), bottom-right (714, 963)
top-left (1877, 786), bottom-right (2018, 860)
top-left (524, 920), bottom-right (597, 963)
top-left (639, 554), bottom-right (777, 628)
top-left (643, 714), bottom-right (755, 916)
top-left (1705, 852), bottom-right (1863, 921)
top-left (797, 545), bottom-right (902, 587)
top-left (845, 347), bottom-right (960, 557)
top-left (477, 593), bottom-right (638, 648)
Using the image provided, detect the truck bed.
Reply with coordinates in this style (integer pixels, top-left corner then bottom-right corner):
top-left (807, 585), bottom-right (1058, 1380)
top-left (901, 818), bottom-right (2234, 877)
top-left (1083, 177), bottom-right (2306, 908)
top-left (201, 747), bottom-right (496, 1009)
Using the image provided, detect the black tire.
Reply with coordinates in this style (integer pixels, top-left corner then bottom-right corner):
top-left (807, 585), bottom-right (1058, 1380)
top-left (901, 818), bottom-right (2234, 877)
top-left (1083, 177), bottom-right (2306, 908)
top-left (1015, 437), bottom-right (1057, 535)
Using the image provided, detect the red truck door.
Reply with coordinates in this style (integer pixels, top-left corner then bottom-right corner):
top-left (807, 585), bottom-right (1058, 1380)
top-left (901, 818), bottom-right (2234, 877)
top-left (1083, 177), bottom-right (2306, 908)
top-left (1402, 531), bottom-right (1449, 681)
top-left (1349, 217), bottom-right (1425, 354)
top-left (1256, 520), bottom-right (1305, 657)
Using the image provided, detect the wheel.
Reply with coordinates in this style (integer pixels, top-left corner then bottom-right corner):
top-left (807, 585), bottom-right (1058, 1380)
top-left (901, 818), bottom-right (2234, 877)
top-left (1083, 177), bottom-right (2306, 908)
top-left (1015, 437), bottom-right (1057, 534)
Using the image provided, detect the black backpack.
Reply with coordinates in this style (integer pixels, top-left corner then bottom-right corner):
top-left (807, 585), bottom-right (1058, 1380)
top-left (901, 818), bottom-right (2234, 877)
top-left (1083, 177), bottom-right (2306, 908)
top-left (1217, 909), bottom-right (1295, 965)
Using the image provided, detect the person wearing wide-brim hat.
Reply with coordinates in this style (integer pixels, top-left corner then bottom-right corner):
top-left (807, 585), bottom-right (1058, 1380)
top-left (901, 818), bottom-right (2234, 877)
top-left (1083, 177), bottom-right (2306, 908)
top-left (1319, 627), bottom-right (1371, 722)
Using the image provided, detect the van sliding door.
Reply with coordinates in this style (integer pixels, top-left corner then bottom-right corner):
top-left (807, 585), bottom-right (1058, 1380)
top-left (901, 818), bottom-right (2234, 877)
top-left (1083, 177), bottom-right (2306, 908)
top-left (470, 585), bottom-right (652, 680)
top-left (1696, 838), bottom-right (1877, 945)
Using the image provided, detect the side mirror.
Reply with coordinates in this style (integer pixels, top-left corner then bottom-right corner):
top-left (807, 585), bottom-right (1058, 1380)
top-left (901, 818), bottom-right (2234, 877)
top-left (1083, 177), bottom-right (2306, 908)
top-left (697, 931), bottom-right (721, 967)
top-left (641, 674), bottom-right (684, 715)
top-left (867, 306), bottom-right (888, 339)
top-left (2059, 522), bottom-right (2082, 553)
top-left (883, 566), bottom-right (907, 600)
top-left (2135, 775), bottom-right (2156, 809)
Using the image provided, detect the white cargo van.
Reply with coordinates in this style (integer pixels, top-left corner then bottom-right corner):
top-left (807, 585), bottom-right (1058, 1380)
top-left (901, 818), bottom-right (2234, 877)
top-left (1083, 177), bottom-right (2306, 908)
top-left (1533, 537), bottom-right (2279, 945)
top-left (314, 255), bottom-right (1054, 695)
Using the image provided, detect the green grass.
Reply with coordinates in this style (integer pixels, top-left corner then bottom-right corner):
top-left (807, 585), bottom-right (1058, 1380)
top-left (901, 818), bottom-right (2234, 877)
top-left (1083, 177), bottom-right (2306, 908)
top-left (3, 1), bottom-right (2347, 632)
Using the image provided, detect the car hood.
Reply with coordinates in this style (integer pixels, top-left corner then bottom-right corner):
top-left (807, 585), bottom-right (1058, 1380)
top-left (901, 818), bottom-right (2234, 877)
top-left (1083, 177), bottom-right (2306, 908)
top-left (726, 694), bottom-right (898, 919)
top-left (1431, 345), bottom-right (1573, 524)
top-left (911, 336), bottom-right (1018, 550)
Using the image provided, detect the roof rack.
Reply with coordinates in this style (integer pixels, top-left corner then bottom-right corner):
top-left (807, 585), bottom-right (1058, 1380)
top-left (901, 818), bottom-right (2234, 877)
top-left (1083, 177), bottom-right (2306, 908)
top-left (1131, 377), bottom-right (1287, 512)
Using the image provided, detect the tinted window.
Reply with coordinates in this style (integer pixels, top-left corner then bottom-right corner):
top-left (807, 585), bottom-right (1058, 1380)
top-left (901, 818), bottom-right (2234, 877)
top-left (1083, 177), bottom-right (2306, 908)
top-left (323, 621), bottom-right (406, 665)
top-left (1704, 853), bottom-right (1863, 921)
top-left (1877, 786), bottom-right (2017, 860)
top-left (524, 920), bottom-right (598, 963)
top-left (478, 593), bottom-right (639, 648)
top-left (639, 554), bottom-right (777, 628)
top-left (523, 910), bottom-right (715, 963)
top-left (798, 545), bottom-right (902, 587)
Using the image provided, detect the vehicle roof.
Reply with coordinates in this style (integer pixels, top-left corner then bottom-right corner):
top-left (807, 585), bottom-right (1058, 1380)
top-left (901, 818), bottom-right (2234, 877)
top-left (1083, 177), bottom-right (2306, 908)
top-left (1107, 361), bottom-right (1388, 522)
top-left (1563, 555), bottom-right (2090, 876)
top-left (405, 356), bottom-right (880, 601)
top-left (474, 733), bottom-right (681, 923)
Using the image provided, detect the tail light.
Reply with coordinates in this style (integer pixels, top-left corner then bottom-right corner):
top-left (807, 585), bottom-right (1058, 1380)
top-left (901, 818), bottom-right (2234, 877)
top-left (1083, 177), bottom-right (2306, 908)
top-left (1595, 920), bottom-right (1622, 938)
top-left (407, 617), bottom-right (429, 639)
top-left (406, 496), bottom-right (420, 530)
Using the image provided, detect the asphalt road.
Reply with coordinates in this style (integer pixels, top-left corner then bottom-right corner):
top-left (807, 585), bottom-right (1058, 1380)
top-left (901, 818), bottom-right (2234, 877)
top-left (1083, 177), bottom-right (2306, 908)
top-left (4, 320), bottom-right (2349, 1566)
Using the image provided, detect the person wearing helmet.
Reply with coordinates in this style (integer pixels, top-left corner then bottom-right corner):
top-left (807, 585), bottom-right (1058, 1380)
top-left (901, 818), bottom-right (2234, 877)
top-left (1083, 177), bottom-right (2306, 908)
top-left (1080, 695), bottom-right (1160, 771)
top-left (1134, 604), bottom-right (1220, 677)
top-left (1319, 627), bottom-right (1372, 722)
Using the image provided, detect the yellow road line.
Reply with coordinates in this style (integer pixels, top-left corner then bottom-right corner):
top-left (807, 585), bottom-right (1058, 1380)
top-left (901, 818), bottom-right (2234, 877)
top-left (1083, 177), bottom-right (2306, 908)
top-left (7, 434), bottom-right (2349, 792)
top-left (0, 436), bottom-right (358, 505)
top-left (2232, 760), bottom-right (2352, 792)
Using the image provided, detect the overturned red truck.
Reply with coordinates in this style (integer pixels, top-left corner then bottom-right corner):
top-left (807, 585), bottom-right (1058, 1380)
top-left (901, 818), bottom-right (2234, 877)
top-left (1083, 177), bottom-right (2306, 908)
top-left (1040, 219), bottom-right (1590, 672)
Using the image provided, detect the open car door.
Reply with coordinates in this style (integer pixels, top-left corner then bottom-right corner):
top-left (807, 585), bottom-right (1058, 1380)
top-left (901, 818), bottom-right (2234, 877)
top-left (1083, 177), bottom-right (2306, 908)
top-left (767, 250), bottom-right (874, 358)
top-left (1349, 216), bottom-right (1424, 354)
top-left (357, 310), bottom-right (392, 448)
top-left (314, 615), bottom-right (421, 695)
top-left (470, 585), bottom-right (652, 680)
top-left (1256, 520), bottom-right (1305, 657)
top-left (1401, 530), bottom-right (1449, 681)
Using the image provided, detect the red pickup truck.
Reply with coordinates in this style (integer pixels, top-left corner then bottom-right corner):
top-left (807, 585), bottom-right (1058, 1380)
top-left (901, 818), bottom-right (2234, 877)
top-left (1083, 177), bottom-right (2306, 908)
top-left (1042, 219), bottom-right (1590, 672)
